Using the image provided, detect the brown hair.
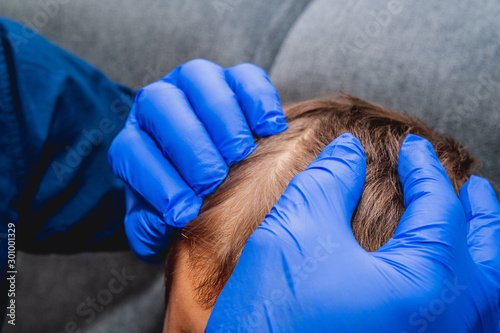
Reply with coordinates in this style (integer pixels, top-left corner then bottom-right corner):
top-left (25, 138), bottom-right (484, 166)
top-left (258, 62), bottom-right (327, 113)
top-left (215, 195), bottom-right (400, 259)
top-left (164, 93), bottom-right (476, 309)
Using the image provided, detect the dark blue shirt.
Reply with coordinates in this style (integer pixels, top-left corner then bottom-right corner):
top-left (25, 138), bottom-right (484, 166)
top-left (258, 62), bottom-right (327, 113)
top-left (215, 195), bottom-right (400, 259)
top-left (0, 17), bottom-right (134, 313)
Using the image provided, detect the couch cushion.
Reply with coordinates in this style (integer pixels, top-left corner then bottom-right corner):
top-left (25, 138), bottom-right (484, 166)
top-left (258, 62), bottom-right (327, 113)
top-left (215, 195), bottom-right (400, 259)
top-left (2, 0), bottom-right (311, 88)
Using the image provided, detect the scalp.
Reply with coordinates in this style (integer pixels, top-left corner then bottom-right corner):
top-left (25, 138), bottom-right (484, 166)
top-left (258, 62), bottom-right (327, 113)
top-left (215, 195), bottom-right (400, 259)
top-left (164, 93), bottom-right (476, 309)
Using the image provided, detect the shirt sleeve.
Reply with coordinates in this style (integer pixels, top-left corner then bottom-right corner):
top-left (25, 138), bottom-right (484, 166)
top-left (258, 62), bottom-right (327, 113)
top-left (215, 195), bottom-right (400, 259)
top-left (0, 17), bottom-right (135, 258)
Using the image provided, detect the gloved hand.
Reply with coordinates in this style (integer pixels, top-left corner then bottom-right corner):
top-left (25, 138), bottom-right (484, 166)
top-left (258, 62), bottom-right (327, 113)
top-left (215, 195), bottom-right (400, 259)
top-left (108, 59), bottom-right (287, 261)
top-left (206, 133), bottom-right (500, 332)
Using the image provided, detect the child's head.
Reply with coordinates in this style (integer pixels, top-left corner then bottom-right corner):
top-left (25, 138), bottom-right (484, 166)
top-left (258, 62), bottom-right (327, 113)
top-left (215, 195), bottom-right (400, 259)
top-left (163, 94), bottom-right (476, 332)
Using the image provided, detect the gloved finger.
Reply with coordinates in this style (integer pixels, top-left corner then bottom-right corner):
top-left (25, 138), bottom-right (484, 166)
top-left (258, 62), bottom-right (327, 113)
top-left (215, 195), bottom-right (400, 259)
top-left (124, 186), bottom-right (174, 262)
top-left (176, 59), bottom-right (257, 166)
top-left (260, 133), bottom-right (366, 250)
top-left (225, 63), bottom-right (288, 137)
top-left (135, 80), bottom-right (228, 196)
top-left (459, 175), bottom-right (500, 283)
top-left (108, 118), bottom-right (202, 228)
top-left (380, 134), bottom-right (465, 258)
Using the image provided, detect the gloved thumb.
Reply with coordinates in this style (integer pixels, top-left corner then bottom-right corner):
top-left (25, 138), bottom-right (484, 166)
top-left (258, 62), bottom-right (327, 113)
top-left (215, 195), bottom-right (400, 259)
top-left (124, 186), bottom-right (173, 262)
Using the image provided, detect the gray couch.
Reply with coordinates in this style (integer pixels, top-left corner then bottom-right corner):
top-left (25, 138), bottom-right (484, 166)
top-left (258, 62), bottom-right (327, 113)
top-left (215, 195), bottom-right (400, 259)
top-left (2, 0), bottom-right (499, 332)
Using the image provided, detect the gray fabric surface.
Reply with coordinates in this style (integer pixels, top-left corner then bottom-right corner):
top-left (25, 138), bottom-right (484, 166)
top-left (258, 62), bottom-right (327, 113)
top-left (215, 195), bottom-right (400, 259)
top-left (2, 251), bottom-right (165, 333)
top-left (270, 0), bottom-right (500, 188)
top-left (1, 0), bottom-right (499, 332)
top-left (1, 0), bottom-right (312, 88)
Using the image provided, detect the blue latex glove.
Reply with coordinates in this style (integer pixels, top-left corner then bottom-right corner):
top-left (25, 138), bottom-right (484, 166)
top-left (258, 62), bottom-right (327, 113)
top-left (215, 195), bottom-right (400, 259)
top-left (108, 59), bottom-right (287, 261)
top-left (206, 133), bottom-right (500, 332)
